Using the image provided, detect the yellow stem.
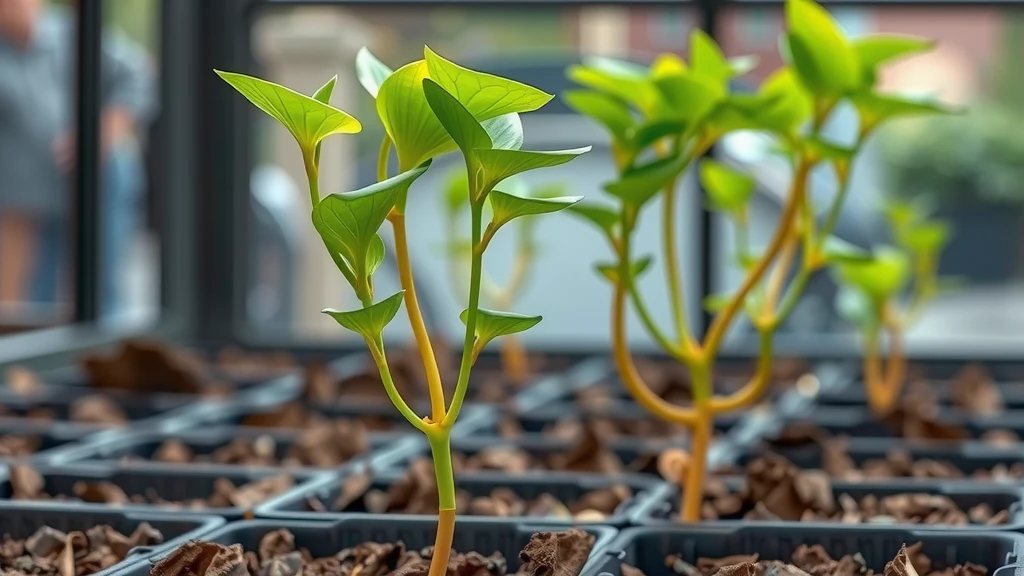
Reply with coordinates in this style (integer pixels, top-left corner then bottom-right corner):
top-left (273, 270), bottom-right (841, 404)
top-left (709, 328), bottom-right (774, 414)
top-left (863, 304), bottom-right (906, 417)
top-left (427, 509), bottom-right (455, 576)
top-left (681, 404), bottom-right (712, 522)
top-left (662, 176), bottom-right (691, 347)
top-left (388, 213), bottom-right (446, 424)
top-left (703, 158), bottom-right (810, 357)
top-left (763, 228), bottom-right (799, 314)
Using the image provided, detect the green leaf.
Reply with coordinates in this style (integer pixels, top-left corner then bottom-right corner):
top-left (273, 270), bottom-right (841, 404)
top-left (422, 78), bottom-right (492, 156)
top-left (822, 236), bottom-right (872, 264)
top-left (854, 35), bottom-right (934, 86)
top-left (216, 70), bottom-right (362, 155)
top-left (323, 291), bottom-right (405, 342)
top-left (803, 136), bottom-right (855, 165)
top-left (756, 67), bottom-right (813, 135)
top-left (586, 56), bottom-right (650, 78)
top-left (366, 234), bottom-right (386, 276)
top-left (784, 0), bottom-right (859, 97)
top-left (835, 286), bottom-right (878, 331)
top-left (700, 160), bottom-right (754, 214)
top-left (489, 189), bottom-right (582, 230)
top-left (482, 113), bottom-right (524, 151)
top-left (567, 64), bottom-right (660, 117)
top-left (690, 30), bottom-right (732, 84)
top-left (631, 119), bottom-right (687, 152)
top-left (594, 256), bottom-right (652, 285)
top-left (312, 75), bottom-right (338, 166)
top-left (852, 92), bottom-right (959, 130)
top-left (460, 308), bottom-right (542, 350)
top-left (900, 221), bottom-right (951, 256)
top-left (475, 147), bottom-right (590, 192)
top-left (377, 60), bottom-right (455, 171)
top-left (567, 203), bottom-right (620, 238)
top-left (313, 163), bottom-right (430, 285)
top-left (563, 89), bottom-right (634, 142)
top-left (424, 46), bottom-right (552, 119)
top-left (650, 53), bottom-right (687, 78)
top-left (604, 155), bottom-right (685, 207)
top-left (355, 47), bottom-right (394, 99)
top-left (833, 246), bottom-right (910, 300)
top-left (654, 72), bottom-right (726, 125)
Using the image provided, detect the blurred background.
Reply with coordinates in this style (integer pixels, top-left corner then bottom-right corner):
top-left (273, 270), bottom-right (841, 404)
top-left (2, 0), bottom-right (1022, 359)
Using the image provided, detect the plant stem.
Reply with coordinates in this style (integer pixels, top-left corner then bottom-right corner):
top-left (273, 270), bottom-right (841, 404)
top-left (681, 397), bottom-right (713, 522)
top-left (442, 200), bottom-right (485, 428)
top-left (662, 177), bottom-right (691, 347)
top-left (817, 163), bottom-right (852, 246)
top-left (365, 341), bottom-right (430, 434)
top-left (389, 213), bottom-right (446, 424)
top-left (425, 429), bottom-right (456, 576)
top-left (710, 328), bottom-right (774, 413)
top-left (863, 303), bottom-right (907, 416)
top-left (703, 158), bottom-right (810, 357)
top-left (303, 153), bottom-right (320, 205)
top-left (377, 137), bottom-right (392, 182)
top-left (629, 286), bottom-right (688, 359)
top-left (763, 227), bottom-right (799, 314)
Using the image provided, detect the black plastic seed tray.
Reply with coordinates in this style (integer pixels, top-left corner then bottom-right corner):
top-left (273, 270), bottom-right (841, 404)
top-left (633, 477), bottom-right (1024, 530)
top-left (47, 426), bottom-right (420, 471)
top-left (0, 463), bottom-right (332, 520)
top-left (0, 504), bottom-right (224, 576)
top-left (0, 419), bottom-right (110, 463)
top-left (111, 517), bottom-right (617, 576)
top-left (256, 468), bottom-right (663, 526)
top-left (588, 525), bottom-right (1024, 576)
top-left (504, 401), bottom-right (745, 439)
top-left (718, 438), bottom-right (1024, 483)
top-left (817, 378), bottom-right (1024, 409)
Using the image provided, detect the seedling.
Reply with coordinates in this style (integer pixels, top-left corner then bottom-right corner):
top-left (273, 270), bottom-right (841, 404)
top-left (218, 47), bottom-right (587, 575)
top-left (832, 200), bottom-right (954, 416)
top-left (443, 170), bottom-right (566, 383)
top-left (565, 0), bottom-right (955, 521)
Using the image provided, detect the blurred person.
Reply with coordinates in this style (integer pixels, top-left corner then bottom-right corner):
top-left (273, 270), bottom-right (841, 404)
top-left (0, 0), bottom-right (155, 317)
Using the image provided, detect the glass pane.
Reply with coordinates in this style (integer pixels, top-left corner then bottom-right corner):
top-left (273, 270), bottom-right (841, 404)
top-left (246, 2), bottom-right (700, 349)
top-left (0, 0), bottom-right (78, 332)
top-left (100, 0), bottom-right (159, 325)
top-left (716, 4), bottom-right (1024, 350)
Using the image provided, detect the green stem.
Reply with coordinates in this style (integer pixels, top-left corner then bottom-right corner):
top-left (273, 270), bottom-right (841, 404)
top-left (378, 136), bottom-right (392, 182)
top-left (817, 165), bottom-right (852, 247)
top-left (442, 200), bottom-right (484, 428)
top-left (303, 153), bottom-right (320, 206)
top-left (367, 340), bottom-right (429, 434)
top-left (662, 176), bottom-right (690, 346)
top-left (629, 285), bottom-right (686, 359)
top-left (771, 266), bottom-right (812, 329)
top-left (426, 428), bottom-right (456, 510)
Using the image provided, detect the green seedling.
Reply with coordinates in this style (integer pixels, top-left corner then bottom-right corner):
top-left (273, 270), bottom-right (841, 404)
top-left (565, 0), bottom-right (955, 522)
top-left (832, 200), bottom-right (954, 416)
top-left (218, 46), bottom-right (587, 576)
top-left (443, 169), bottom-right (566, 383)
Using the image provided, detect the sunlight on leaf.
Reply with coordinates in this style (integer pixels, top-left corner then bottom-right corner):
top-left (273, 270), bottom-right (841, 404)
top-left (785, 0), bottom-right (859, 97)
top-left (482, 113), bottom-right (524, 150)
top-left (422, 78), bottom-right (492, 156)
top-left (376, 60), bottom-right (454, 171)
top-left (425, 46), bottom-right (552, 119)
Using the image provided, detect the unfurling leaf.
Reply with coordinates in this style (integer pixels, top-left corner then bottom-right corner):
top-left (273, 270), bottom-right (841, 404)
top-left (460, 308), bottom-right (542, 351)
top-left (424, 47), bottom-right (552, 119)
top-left (784, 0), bottom-right (859, 97)
top-left (313, 163), bottom-right (431, 288)
top-left (355, 47), bottom-right (393, 99)
top-left (489, 190), bottom-right (582, 230)
top-left (475, 147), bottom-right (590, 193)
top-left (216, 70), bottom-right (361, 156)
top-left (833, 246), bottom-right (910, 300)
top-left (323, 291), bottom-right (405, 343)
top-left (563, 89), bottom-right (634, 142)
top-left (604, 155), bottom-right (686, 208)
top-left (595, 256), bottom-right (653, 285)
top-left (422, 78), bottom-right (492, 156)
top-left (700, 160), bottom-right (754, 214)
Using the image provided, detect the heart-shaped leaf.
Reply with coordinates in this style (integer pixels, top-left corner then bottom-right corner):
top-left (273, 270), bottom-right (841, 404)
top-left (313, 162), bottom-right (431, 289)
top-left (833, 246), bottom-right (910, 300)
top-left (567, 203), bottom-right (620, 239)
top-left (482, 113), bottom-right (524, 151)
top-left (312, 75), bottom-right (338, 166)
top-left (489, 189), bottom-right (582, 230)
top-left (425, 46), bottom-right (552, 119)
top-left (460, 308), bottom-right (542, 351)
top-left (217, 70), bottom-right (362, 156)
top-left (822, 236), bottom-right (872, 264)
top-left (564, 89), bottom-right (634, 142)
top-left (690, 30), bottom-right (731, 85)
top-left (784, 0), bottom-right (859, 97)
top-left (854, 35), bottom-right (934, 86)
top-left (356, 47), bottom-right (393, 99)
top-left (475, 147), bottom-right (590, 193)
top-left (377, 60), bottom-right (455, 171)
top-left (422, 78), bottom-right (492, 156)
top-left (323, 291), bottom-right (405, 342)
top-left (604, 155), bottom-right (686, 208)
top-left (700, 160), bottom-right (754, 214)
top-left (595, 256), bottom-right (653, 285)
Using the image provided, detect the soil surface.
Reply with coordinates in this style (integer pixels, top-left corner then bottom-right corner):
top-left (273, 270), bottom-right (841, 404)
top-left (149, 527), bottom-right (595, 576)
top-left (306, 468), bottom-right (632, 521)
top-left (698, 454), bottom-right (1010, 525)
top-left (241, 403), bottom-right (397, 434)
top-left (9, 465), bottom-right (294, 511)
top-left (0, 523), bottom-right (163, 576)
top-left (622, 543), bottom-right (987, 576)
top-left (0, 434), bottom-right (49, 457)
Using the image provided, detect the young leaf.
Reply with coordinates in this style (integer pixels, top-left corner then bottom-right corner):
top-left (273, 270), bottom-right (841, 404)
top-left (489, 189), bottom-right (582, 230)
top-left (833, 246), bottom-right (910, 300)
top-left (631, 119), bottom-right (687, 152)
top-left (567, 64), bottom-right (660, 116)
top-left (604, 155), bottom-right (685, 208)
top-left (690, 30), bottom-right (731, 84)
top-left (366, 234), bottom-right (386, 276)
top-left (460, 308), bottom-right (542, 350)
top-left (650, 53), bottom-right (687, 78)
top-left (425, 46), bottom-right (552, 119)
top-left (323, 291), bottom-right (405, 342)
top-left (356, 47), bottom-right (394, 99)
top-left (313, 162), bottom-right (431, 280)
top-left (482, 113), bottom-right (524, 151)
top-left (822, 236), bottom-right (872, 264)
top-left (900, 221), bottom-right (951, 256)
top-left (216, 70), bottom-right (362, 155)
top-left (700, 160), bottom-right (755, 214)
top-left (654, 72), bottom-right (725, 125)
top-left (567, 203), bottom-right (620, 238)
top-left (757, 67), bottom-right (813, 135)
top-left (312, 75), bottom-right (338, 166)
top-left (854, 35), bottom-right (934, 86)
top-left (595, 256), bottom-right (653, 285)
top-left (784, 0), bottom-right (859, 97)
top-left (422, 78), bottom-right (492, 156)
top-left (563, 89), bottom-right (634, 142)
top-left (475, 147), bottom-right (591, 192)
top-left (377, 61), bottom-right (455, 170)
